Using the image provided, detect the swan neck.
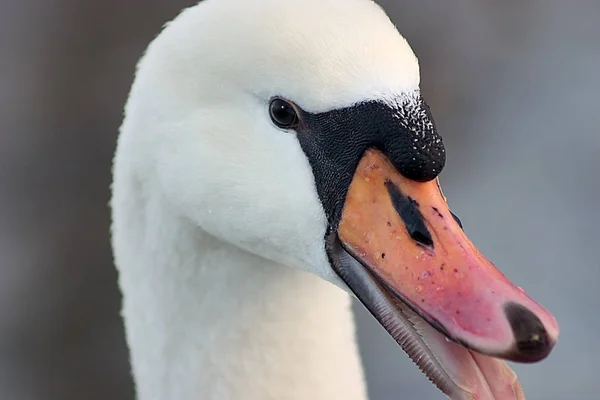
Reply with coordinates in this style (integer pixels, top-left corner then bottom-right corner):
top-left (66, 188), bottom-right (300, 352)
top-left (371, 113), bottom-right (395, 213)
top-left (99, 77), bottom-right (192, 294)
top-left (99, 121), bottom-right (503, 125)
top-left (114, 195), bottom-right (367, 400)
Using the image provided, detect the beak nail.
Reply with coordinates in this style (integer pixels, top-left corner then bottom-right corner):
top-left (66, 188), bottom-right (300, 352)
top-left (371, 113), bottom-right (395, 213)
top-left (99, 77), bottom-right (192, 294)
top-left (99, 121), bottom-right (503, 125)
top-left (505, 302), bottom-right (553, 362)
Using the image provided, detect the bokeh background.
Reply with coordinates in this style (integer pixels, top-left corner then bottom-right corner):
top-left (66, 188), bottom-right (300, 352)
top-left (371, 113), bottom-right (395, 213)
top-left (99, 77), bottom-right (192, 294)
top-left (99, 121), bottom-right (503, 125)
top-left (1, 0), bottom-right (599, 399)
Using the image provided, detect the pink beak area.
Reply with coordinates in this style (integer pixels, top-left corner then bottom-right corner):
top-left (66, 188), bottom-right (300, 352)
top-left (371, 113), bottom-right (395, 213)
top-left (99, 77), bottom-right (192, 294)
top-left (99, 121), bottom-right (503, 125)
top-left (335, 149), bottom-right (559, 398)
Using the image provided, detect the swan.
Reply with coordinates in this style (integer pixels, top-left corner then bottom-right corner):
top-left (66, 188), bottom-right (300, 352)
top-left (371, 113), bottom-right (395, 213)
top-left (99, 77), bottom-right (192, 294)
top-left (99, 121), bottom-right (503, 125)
top-left (111, 0), bottom-right (560, 399)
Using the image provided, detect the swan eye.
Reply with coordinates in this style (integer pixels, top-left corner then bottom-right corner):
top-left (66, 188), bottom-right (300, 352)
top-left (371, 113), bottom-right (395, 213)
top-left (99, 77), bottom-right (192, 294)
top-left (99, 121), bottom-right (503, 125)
top-left (269, 98), bottom-right (299, 129)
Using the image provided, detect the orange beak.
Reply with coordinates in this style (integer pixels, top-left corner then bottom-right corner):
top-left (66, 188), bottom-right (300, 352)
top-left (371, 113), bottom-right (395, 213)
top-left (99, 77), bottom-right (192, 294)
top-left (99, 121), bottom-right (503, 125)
top-left (336, 149), bottom-right (559, 362)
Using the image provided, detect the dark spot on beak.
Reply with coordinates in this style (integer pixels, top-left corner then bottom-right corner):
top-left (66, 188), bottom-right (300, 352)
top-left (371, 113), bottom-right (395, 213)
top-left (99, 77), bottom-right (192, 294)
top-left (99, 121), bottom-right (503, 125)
top-left (385, 180), bottom-right (433, 248)
top-left (504, 302), bottom-right (553, 362)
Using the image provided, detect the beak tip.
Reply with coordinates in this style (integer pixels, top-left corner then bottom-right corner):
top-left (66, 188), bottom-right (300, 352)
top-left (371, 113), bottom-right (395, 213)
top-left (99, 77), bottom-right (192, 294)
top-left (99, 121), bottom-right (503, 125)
top-left (504, 301), bottom-right (559, 362)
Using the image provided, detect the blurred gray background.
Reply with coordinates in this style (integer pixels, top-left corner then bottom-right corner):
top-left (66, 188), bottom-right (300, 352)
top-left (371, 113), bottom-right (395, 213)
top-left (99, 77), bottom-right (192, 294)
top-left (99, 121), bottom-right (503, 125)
top-left (0, 0), bottom-right (598, 399)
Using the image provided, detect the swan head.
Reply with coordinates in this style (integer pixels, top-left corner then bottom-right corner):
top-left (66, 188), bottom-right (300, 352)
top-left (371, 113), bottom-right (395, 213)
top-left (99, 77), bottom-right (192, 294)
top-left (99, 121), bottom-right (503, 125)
top-left (117, 0), bottom-right (559, 398)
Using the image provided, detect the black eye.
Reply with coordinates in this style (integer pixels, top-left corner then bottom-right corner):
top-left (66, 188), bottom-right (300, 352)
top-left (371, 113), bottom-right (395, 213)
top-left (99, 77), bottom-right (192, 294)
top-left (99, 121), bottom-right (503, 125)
top-left (269, 98), bottom-right (299, 128)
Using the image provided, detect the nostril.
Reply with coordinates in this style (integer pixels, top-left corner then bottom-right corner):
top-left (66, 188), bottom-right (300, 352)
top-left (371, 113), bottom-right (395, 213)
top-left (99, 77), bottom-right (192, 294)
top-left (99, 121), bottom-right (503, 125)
top-left (385, 180), bottom-right (434, 248)
top-left (504, 302), bottom-right (553, 362)
top-left (410, 229), bottom-right (434, 247)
